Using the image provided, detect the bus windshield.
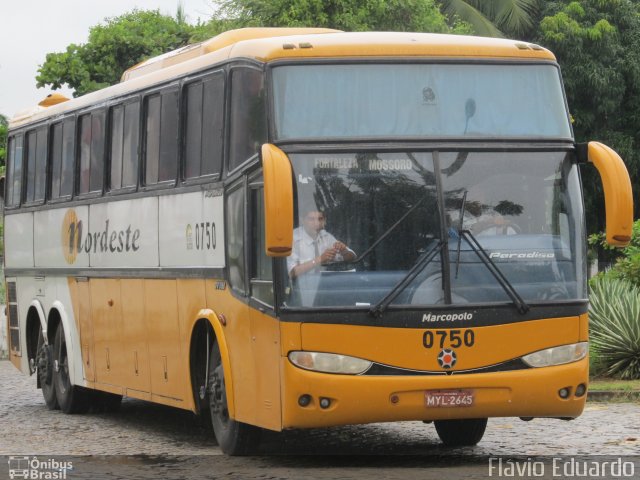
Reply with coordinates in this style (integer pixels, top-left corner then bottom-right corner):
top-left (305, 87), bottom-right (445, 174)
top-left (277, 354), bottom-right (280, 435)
top-left (272, 63), bottom-right (572, 140)
top-left (282, 151), bottom-right (586, 309)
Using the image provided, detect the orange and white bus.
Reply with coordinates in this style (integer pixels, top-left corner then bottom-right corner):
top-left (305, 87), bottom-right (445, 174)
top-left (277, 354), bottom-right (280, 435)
top-left (3, 28), bottom-right (633, 454)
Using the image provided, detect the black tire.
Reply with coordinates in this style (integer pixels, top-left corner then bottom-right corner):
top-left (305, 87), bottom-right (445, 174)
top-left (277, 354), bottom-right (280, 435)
top-left (53, 325), bottom-right (91, 414)
top-left (208, 339), bottom-right (261, 455)
top-left (434, 418), bottom-right (488, 447)
top-left (36, 331), bottom-right (59, 410)
top-left (192, 328), bottom-right (212, 427)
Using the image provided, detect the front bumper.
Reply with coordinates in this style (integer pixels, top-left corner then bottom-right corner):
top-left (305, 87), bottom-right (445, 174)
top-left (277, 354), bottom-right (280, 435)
top-left (281, 356), bottom-right (588, 429)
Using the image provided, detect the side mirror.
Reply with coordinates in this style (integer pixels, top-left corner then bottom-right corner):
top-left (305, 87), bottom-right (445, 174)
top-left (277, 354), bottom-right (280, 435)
top-left (583, 142), bottom-right (633, 247)
top-left (261, 144), bottom-right (293, 256)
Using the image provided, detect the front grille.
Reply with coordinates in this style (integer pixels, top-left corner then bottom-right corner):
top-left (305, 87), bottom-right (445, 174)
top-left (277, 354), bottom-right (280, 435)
top-left (6, 281), bottom-right (20, 354)
top-left (9, 304), bottom-right (18, 327)
top-left (7, 282), bottom-right (17, 303)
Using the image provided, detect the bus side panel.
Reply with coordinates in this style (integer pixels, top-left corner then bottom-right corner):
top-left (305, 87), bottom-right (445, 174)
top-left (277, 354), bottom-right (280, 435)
top-left (204, 281), bottom-right (257, 425)
top-left (176, 278), bottom-right (207, 412)
top-left (90, 279), bottom-right (125, 392)
top-left (121, 279), bottom-right (151, 396)
top-left (145, 279), bottom-right (185, 403)
top-left (159, 192), bottom-right (225, 268)
top-left (5, 213), bottom-right (33, 269)
top-left (69, 278), bottom-right (95, 383)
top-left (249, 309), bottom-right (282, 431)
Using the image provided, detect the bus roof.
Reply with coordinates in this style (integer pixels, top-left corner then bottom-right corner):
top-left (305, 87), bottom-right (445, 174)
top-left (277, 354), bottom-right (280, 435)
top-left (10, 28), bottom-right (555, 128)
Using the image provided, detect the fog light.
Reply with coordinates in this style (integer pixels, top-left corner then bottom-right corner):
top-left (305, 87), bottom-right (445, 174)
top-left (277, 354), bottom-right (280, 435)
top-left (575, 383), bottom-right (587, 397)
top-left (298, 394), bottom-right (311, 407)
top-left (319, 397), bottom-right (331, 409)
top-left (558, 387), bottom-right (571, 399)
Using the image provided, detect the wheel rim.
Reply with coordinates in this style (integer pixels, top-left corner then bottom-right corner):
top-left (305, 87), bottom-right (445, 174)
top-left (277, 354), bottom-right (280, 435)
top-left (209, 363), bottom-right (230, 428)
top-left (37, 343), bottom-right (54, 386)
top-left (55, 332), bottom-right (71, 395)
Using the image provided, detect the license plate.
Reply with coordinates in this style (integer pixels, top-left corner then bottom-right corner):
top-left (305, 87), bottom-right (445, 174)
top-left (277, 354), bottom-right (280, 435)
top-left (425, 389), bottom-right (475, 408)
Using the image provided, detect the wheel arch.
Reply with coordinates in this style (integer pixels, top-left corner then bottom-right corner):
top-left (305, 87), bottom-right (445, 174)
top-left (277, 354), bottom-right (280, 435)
top-left (25, 301), bottom-right (47, 374)
top-left (49, 300), bottom-right (82, 387)
top-left (188, 309), bottom-right (236, 419)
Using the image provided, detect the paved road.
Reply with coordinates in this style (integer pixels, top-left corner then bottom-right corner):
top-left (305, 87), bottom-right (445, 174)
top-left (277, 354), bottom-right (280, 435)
top-left (0, 361), bottom-right (638, 479)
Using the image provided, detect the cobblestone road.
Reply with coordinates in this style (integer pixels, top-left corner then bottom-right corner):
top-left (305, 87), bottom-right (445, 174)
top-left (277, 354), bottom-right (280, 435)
top-left (1, 360), bottom-right (638, 479)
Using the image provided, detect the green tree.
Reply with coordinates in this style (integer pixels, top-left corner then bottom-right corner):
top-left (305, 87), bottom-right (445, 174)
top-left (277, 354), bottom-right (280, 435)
top-left (36, 10), bottom-right (195, 97)
top-left (211, 0), bottom-right (471, 33)
top-left (536, 1), bottom-right (640, 236)
top-left (438, 0), bottom-right (541, 38)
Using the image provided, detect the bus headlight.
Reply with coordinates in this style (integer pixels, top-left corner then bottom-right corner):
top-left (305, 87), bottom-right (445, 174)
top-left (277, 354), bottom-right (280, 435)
top-left (521, 342), bottom-right (588, 368)
top-left (288, 351), bottom-right (372, 375)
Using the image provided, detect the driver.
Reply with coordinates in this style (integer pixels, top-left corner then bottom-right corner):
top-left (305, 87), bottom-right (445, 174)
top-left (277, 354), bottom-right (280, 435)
top-left (287, 209), bottom-right (356, 278)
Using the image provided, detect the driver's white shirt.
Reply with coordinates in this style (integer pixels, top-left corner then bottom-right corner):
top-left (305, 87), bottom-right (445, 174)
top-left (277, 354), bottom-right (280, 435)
top-left (287, 227), bottom-right (353, 275)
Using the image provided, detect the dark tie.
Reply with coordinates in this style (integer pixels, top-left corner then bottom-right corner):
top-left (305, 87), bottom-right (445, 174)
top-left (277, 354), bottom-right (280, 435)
top-left (314, 239), bottom-right (320, 260)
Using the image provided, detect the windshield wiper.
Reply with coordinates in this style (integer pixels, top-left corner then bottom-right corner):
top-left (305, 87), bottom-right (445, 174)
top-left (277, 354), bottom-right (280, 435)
top-left (369, 240), bottom-right (444, 318)
top-left (459, 229), bottom-right (530, 314)
top-left (328, 192), bottom-right (432, 267)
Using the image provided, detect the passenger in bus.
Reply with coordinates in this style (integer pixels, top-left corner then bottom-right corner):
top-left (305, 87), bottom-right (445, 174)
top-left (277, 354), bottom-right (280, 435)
top-left (287, 209), bottom-right (356, 278)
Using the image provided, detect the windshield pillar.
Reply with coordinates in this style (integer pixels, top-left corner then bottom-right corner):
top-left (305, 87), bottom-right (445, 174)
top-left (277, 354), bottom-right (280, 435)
top-left (433, 151), bottom-right (452, 304)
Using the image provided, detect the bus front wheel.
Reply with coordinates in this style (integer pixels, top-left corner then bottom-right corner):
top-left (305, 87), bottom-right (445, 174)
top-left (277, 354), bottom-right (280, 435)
top-left (434, 418), bottom-right (488, 446)
top-left (53, 325), bottom-right (91, 414)
top-left (208, 339), bottom-right (261, 455)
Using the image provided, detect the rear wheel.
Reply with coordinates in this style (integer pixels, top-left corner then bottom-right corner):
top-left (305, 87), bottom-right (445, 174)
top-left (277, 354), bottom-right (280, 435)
top-left (53, 325), bottom-right (91, 414)
top-left (434, 418), bottom-right (488, 446)
top-left (208, 339), bottom-right (261, 455)
top-left (36, 331), bottom-right (58, 410)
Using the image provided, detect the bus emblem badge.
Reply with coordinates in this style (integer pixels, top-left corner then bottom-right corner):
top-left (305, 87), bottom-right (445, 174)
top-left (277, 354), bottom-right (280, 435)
top-left (437, 349), bottom-right (457, 369)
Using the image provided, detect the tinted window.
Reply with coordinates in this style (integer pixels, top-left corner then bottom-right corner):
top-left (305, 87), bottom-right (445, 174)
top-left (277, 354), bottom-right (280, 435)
top-left (226, 184), bottom-right (246, 293)
top-left (184, 73), bottom-right (224, 179)
top-left (250, 185), bottom-right (273, 305)
top-left (110, 100), bottom-right (140, 190)
top-left (50, 119), bottom-right (75, 199)
top-left (145, 90), bottom-right (178, 185)
top-left (6, 135), bottom-right (24, 207)
top-left (60, 120), bottom-right (75, 197)
top-left (51, 123), bottom-right (63, 198)
top-left (90, 112), bottom-right (105, 192)
top-left (78, 111), bottom-right (106, 194)
top-left (272, 64), bottom-right (573, 140)
top-left (229, 69), bottom-right (266, 171)
top-left (25, 127), bottom-right (47, 203)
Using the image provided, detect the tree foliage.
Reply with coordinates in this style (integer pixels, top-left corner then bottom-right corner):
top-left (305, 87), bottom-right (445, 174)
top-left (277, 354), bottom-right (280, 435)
top-left (36, 10), bottom-right (195, 97)
top-left (439, 0), bottom-right (540, 38)
top-left (536, 0), bottom-right (640, 235)
top-left (211, 0), bottom-right (471, 33)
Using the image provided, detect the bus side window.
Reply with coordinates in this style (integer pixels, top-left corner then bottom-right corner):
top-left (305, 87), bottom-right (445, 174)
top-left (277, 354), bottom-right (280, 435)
top-left (25, 127), bottom-right (47, 204)
top-left (144, 89), bottom-right (178, 186)
top-left (78, 110), bottom-right (106, 195)
top-left (6, 134), bottom-right (24, 207)
top-left (250, 183), bottom-right (273, 306)
top-left (184, 72), bottom-right (224, 179)
top-left (51, 119), bottom-right (75, 200)
top-left (228, 68), bottom-right (266, 172)
top-left (110, 100), bottom-right (140, 191)
top-left (226, 182), bottom-right (246, 294)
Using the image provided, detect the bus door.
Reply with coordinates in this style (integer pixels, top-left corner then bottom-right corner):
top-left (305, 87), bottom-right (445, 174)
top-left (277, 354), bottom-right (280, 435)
top-left (247, 172), bottom-right (282, 430)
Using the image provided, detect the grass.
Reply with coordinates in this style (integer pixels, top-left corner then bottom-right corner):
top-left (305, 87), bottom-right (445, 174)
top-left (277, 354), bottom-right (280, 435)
top-left (589, 378), bottom-right (640, 391)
